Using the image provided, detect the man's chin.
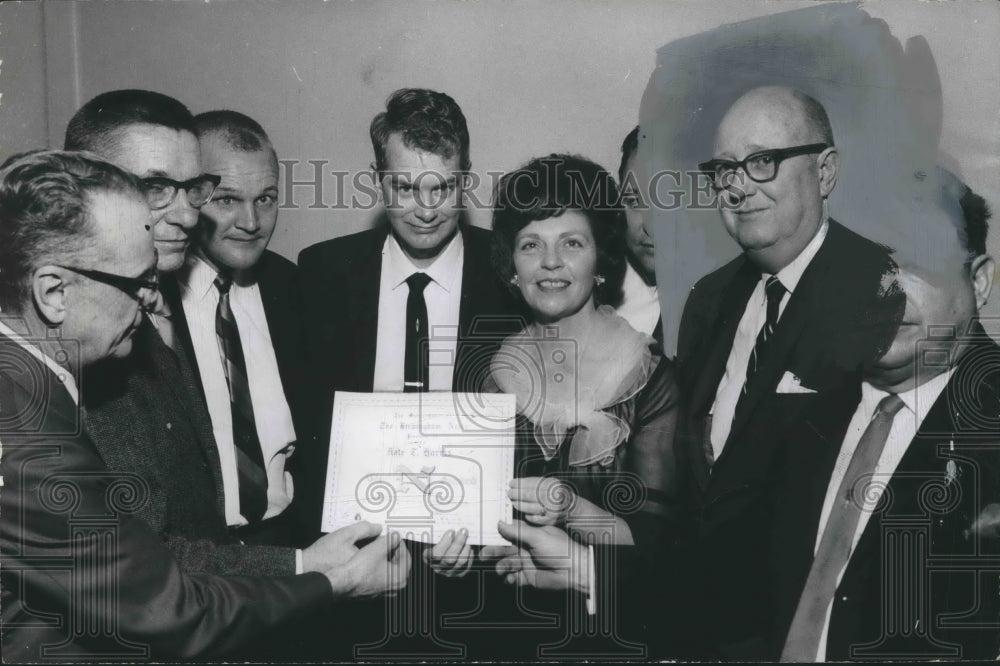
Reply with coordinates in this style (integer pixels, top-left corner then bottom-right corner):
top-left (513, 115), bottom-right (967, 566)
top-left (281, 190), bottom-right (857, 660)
top-left (155, 242), bottom-right (189, 272)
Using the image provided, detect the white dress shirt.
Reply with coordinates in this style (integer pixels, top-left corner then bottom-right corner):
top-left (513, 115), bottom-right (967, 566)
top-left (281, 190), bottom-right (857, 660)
top-left (812, 370), bottom-right (953, 660)
top-left (709, 220), bottom-right (829, 458)
top-left (178, 256), bottom-right (297, 526)
top-left (617, 262), bottom-right (660, 336)
top-left (373, 232), bottom-right (464, 392)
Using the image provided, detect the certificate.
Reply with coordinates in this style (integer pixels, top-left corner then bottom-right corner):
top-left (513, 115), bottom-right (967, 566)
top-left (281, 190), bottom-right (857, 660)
top-left (322, 392), bottom-right (515, 546)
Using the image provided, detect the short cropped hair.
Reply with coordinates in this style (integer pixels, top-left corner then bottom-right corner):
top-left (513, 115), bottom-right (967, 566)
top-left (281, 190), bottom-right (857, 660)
top-left (64, 89), bottom-right (196, 154)
top-left (194, 109), bottom-right (273, 154)
top-left (958, 186), bottom-right (990, 258)
top-left (934, 167), bottom-right (991, 259)
top-left (491, 154), bottom-right (627, 310)
top-left (792, 89), bottom-right (835, 146)
top-left (370, 88), bottom-right (470, 172)
top-left (619, 125), bottom-right (640, 184)
top-left (0, 150), bottom-right (144, 313)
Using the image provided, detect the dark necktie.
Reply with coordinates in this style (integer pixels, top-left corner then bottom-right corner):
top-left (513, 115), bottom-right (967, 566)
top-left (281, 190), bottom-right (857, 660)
top-left (780, 393), bottom-right (907, 661)
top-left (214, 275), bottom-right (268, 523)
top-left (404, 272), bottom-right (432, 392)
top-left (732, 276), bottom-right (786, 426)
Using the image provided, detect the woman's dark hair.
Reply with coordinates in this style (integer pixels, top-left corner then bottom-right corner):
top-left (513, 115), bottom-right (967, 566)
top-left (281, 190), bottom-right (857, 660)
top-left (491, 153), bottom-right (627, 311)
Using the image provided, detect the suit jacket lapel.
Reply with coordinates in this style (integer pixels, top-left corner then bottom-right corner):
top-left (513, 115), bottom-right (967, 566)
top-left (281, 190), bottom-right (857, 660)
top-left (351, 229), bottom-right (386, 391)
top-left (723, 223), bottom-right (842, 449)
top-left (689, 258), bottom-right (759, 417)
top-left (681, 259), bottom-right (758, 489)
top-left (159, 275), bottom-right (205, 401)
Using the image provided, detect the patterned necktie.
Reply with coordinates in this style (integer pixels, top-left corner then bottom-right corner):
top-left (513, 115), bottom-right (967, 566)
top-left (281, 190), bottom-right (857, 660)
top-left (742, 275), bottom-right (786, 397)
top-left (404, 272), bottom-right (432, 392)
top-left (214, 275), bottom-right (268, 523)
top-left (780, 393), bottom-right (907, 662)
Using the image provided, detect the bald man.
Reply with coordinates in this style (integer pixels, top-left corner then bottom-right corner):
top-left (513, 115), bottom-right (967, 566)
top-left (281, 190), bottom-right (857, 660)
top-left (667, 86), bottom-right (898, 657)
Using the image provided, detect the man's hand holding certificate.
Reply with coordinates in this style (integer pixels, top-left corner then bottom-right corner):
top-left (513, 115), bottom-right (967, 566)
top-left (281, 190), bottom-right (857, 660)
top-left (322, 392), bottom-right (515, 546)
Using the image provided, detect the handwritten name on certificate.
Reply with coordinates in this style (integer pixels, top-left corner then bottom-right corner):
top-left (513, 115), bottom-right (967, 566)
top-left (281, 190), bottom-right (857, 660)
top-left (322, 392), bottom-right (515, 546)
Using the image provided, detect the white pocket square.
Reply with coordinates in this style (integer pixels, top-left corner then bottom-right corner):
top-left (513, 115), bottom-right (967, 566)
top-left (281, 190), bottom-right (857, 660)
top-left (775, 371), bottom-right (817, 394)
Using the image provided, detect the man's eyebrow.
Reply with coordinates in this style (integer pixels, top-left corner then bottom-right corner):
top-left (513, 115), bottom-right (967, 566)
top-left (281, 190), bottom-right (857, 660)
top-left (140, 169), bottom-right (173, 179)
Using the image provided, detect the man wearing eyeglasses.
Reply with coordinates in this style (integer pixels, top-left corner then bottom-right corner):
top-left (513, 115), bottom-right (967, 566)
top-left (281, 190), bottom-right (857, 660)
top-left (0, 149), bottom-right (410, 661)
top-left (62, 90), bottom-right (378, 585)
top-left (669, 86), bottom-right (898, 657)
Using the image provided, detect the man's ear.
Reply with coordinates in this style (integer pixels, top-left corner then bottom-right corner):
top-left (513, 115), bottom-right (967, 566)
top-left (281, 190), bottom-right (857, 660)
top-left (817, 146), bottom-right (840, 198)
top-left (969, 254), bottom-right (995, 312)
top-left (32, 265), bottom-right (69, 326)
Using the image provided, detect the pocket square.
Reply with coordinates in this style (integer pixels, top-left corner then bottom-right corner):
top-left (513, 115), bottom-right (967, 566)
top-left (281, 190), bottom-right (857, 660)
top-left (775, 371), bottom-right (817, 394)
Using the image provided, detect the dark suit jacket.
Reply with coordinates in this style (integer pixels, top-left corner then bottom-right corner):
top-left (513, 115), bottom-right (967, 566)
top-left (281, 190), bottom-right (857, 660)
top-left (169, 251), bottom-right (312, 544)
top-left (820, 330), bottom-right (1000, 661)
top-left (661, 219), bottom-right (897, 657)
top-left (0, 332), bottom-right (331, 661)
top-left (82, 273), bottom-right (297, 575)
top-left (296, 224), bottom-right (520, 533)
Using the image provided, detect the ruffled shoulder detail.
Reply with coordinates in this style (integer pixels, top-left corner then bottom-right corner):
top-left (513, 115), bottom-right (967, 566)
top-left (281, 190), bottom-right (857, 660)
top-left (491, 306), bottom-right (659, 467)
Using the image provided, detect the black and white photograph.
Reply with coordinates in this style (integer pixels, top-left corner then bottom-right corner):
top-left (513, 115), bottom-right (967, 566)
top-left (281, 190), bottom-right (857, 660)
top-left (0, 0), bottom-right (998, 662)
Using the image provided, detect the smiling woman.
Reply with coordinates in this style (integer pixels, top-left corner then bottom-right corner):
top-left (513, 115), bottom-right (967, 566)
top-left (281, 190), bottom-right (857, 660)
top-left (488, 154), bottom-right (681, 547)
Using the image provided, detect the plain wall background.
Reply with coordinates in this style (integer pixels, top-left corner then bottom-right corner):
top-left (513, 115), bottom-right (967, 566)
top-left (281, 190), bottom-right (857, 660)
top-left (2, 0), bottom-right (998, 323)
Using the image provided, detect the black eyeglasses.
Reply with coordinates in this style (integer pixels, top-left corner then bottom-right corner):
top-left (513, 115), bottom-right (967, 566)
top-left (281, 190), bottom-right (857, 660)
top-left (59, 265), bottom-right (160, 312)
top-left (698, 143), bottom-right (830, 190)
top-left (140, 174), bottom-right (221, 210)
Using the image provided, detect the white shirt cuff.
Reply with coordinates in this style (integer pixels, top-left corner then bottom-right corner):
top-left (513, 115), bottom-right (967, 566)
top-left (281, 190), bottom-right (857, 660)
top-left (586, 544), bottom-right (596, 615)
top-left (295, 548), bottom-right (303, 575)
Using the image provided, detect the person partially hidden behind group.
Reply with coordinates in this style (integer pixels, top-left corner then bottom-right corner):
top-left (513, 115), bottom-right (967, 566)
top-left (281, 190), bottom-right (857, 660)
top-left (488, 153), bottom-right (680, 547)
top-left (615, 126), bottom-right (662, 346)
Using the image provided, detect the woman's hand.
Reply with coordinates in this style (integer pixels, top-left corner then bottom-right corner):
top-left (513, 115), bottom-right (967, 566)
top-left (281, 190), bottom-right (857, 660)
top-left (508, 477), bottom-right (576, 526)
top-left (424, 528), bottom-right (474, 577)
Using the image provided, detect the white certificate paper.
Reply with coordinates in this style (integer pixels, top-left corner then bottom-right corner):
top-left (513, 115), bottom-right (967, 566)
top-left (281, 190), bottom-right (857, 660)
top-left (322, 392), bottom-right (515, 546)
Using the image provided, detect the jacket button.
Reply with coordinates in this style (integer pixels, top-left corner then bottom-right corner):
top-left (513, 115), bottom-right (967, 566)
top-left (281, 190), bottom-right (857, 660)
top-left (166, 422), bottom-right (172, 430)
top-left (840, 595), bottom-right (848, 602)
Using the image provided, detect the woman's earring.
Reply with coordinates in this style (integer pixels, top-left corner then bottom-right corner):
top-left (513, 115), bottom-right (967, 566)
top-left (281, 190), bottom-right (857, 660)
top-left (594, 275), bottom-right (606, 286)
top-left (510, 275), bottom-right (520, 286)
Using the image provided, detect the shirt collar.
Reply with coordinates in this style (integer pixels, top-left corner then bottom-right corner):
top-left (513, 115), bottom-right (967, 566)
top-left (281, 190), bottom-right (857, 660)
top-left (0, 319), bottom-right (79, 404)
top-left (860, 367), bottom-right (955, 426)
top-left (178, 253), bottom-right (230, 301)
top-left (769, 218), bottom-right (829, 294)
top-left (383, 230), bottom-right (464, 293)
top-left (621, 262), bottom-right (659, 305)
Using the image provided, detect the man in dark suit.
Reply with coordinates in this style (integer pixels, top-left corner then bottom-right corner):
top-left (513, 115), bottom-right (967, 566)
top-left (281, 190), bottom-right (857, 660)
top-left (64, 90), bottom-right (375, 579)
top-left (666, 85), bottom-right (899, 657)
top-left (777, 173), bottom-right (1000, 661)
top-left (298, 88), bottom-right (516, 539)
top-left (169, 109), bottom-right (308, 547)
top-left (0, 150), bottom-right (409, 661)
top-left (297, 88), bottom-right (518, 657)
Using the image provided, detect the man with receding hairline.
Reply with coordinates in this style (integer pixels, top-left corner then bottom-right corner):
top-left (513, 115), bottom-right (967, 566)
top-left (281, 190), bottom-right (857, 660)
top-left (173, 109), bottom-right (308, 546)
top-left (667, 84), bottom-right (899, 657)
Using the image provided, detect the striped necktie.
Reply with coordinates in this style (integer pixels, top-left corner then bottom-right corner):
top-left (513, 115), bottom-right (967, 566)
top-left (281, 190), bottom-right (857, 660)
top-left (214, 275), bottom-right (268, 523)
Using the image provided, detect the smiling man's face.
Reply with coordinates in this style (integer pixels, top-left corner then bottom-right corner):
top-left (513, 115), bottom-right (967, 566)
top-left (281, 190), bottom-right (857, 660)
top-left (104, 124), bottom-right (202, 273)
top-left (195, 133), bottom-right (279, 273)
top-left (712, 87), bottom-right (833, 272)
top-left (379, 133), bottom-right (462, 263)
